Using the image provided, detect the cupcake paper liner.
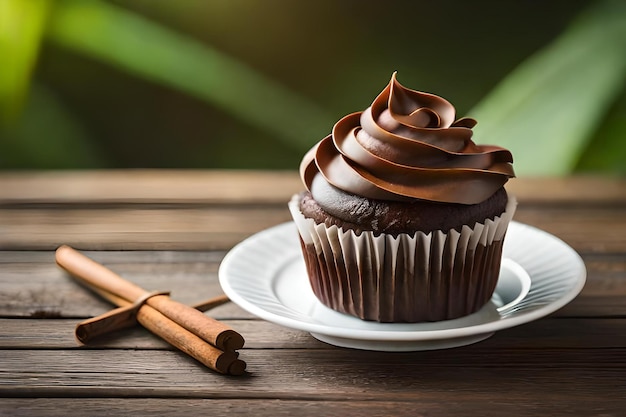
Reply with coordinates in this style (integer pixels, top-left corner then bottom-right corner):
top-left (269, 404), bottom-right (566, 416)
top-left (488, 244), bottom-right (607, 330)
top-left (288, 194), bottom-right (517, 323)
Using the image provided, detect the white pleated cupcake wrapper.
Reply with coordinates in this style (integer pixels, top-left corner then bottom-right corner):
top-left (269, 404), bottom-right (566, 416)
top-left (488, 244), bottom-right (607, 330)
top-left (288, 194), bottom-right (517, 322)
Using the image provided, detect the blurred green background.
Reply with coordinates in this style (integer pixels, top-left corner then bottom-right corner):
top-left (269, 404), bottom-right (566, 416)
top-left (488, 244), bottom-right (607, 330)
top-left (1, 0), bottom-right (625, 175)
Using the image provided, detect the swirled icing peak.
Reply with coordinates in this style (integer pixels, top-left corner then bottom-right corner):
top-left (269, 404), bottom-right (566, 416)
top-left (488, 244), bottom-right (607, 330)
top-left (300, 72), bottom-right (514, 205)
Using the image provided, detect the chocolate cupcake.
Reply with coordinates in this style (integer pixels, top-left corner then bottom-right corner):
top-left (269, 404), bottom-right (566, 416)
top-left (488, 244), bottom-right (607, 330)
top-left (289, 72), bottom-right (516, 323)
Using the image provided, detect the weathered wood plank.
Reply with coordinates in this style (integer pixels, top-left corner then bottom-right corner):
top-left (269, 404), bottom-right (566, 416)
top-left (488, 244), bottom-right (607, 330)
top-left (1, 171), bottom-right (625, 205)
top-left (1, 349), bottom-right (624, 399)
top-left (0, 397), bottom-right (622, 417)
top-left (512, 206), bottom-right (626, 254)
top-left (1, 173), bottom-right (625, 252)
top-left (0, 172), bottom-right (624, 414)
top-left (1, 318), bottom-right (624, 350)
top-left (0, 203), bottom-right (624, 251)
top-left (0, 206), bottom-right (293, 251)
top-left (0, 252), bottom-right (624, 318)
top-left (0, 259), bottom-right (242, 319)
top-left (0, 170), bottom-right (303, 205)
top-left (0, 319), bottom-right (318, 350)
top-left (0, 250), bottom-right (226, 264)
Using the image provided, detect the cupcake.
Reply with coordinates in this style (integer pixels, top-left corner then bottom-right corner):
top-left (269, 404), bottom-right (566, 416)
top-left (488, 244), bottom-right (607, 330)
top-left (289, 72), bottom-right (516, 323)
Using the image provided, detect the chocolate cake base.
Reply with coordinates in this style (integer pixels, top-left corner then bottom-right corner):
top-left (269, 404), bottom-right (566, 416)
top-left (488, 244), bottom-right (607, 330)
top-left (299, 187), bottom-right (509, 237)
top-left (289, 191), bottom-right (516, 323)
top-left (298, 236), bottom-right (505, 322)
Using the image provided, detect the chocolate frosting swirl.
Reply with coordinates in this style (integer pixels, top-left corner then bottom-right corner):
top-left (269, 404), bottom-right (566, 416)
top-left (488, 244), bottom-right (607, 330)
top-left (300, 73), bottom-right (515, 205)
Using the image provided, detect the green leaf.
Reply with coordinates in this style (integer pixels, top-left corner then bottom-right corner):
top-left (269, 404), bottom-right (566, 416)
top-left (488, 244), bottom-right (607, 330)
top-left (575, 89), bottom-right (626, 174)
top-left (0, 0), bottom-right (52, 125)
top-left (46, 0), bottom-right (333, 152)
top-left (0, 83), bottom-right (107, 169)
top-left (469, 0), bottom-right (626, 176)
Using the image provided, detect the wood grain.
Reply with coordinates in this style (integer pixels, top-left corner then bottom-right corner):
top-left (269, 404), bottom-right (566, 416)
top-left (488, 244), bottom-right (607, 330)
top-left (1, 171), bottom-right (625, 204)
top-left (0, 398), bottom-right (622, 417)
top-left (0, 206), bottom-right (293, 250)
top-left (1, 349), bottom-right (624, 398)
top-left (1, 171), bottom-right (625, 416)
top-left (1, 318), bottom-right (625, 350)
top-left (1, 251), bottom-right (624, 318)
top-left (0, 205), bottom-right (625, 252)
top-left (0, 170), bottom-right (303, 204)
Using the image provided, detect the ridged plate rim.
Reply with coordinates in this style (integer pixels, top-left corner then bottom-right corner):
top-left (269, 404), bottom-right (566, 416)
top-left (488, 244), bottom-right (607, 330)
top-left (219, 221), bottom-right (586, 346)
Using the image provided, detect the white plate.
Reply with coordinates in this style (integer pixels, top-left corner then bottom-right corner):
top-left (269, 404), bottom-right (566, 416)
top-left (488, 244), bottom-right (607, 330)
top-left (219, 221), bottom-right (586, 351)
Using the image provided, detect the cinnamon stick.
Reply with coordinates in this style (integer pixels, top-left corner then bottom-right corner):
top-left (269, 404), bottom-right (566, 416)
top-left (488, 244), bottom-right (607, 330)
top-left (89, 286), bottom-right (230, 313)
top-left (192, 294), bottom-right (231, 312)
top-left (75, 289), bottom-right (233, 345)
top-left (135, 302), bottom-right (242, 375)
top-left (55, 245), bottom-right (246, 375)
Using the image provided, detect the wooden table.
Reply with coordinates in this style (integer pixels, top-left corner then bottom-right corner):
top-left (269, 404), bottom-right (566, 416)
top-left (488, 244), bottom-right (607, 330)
top-left (1, 171), bottom-right (625, 416)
